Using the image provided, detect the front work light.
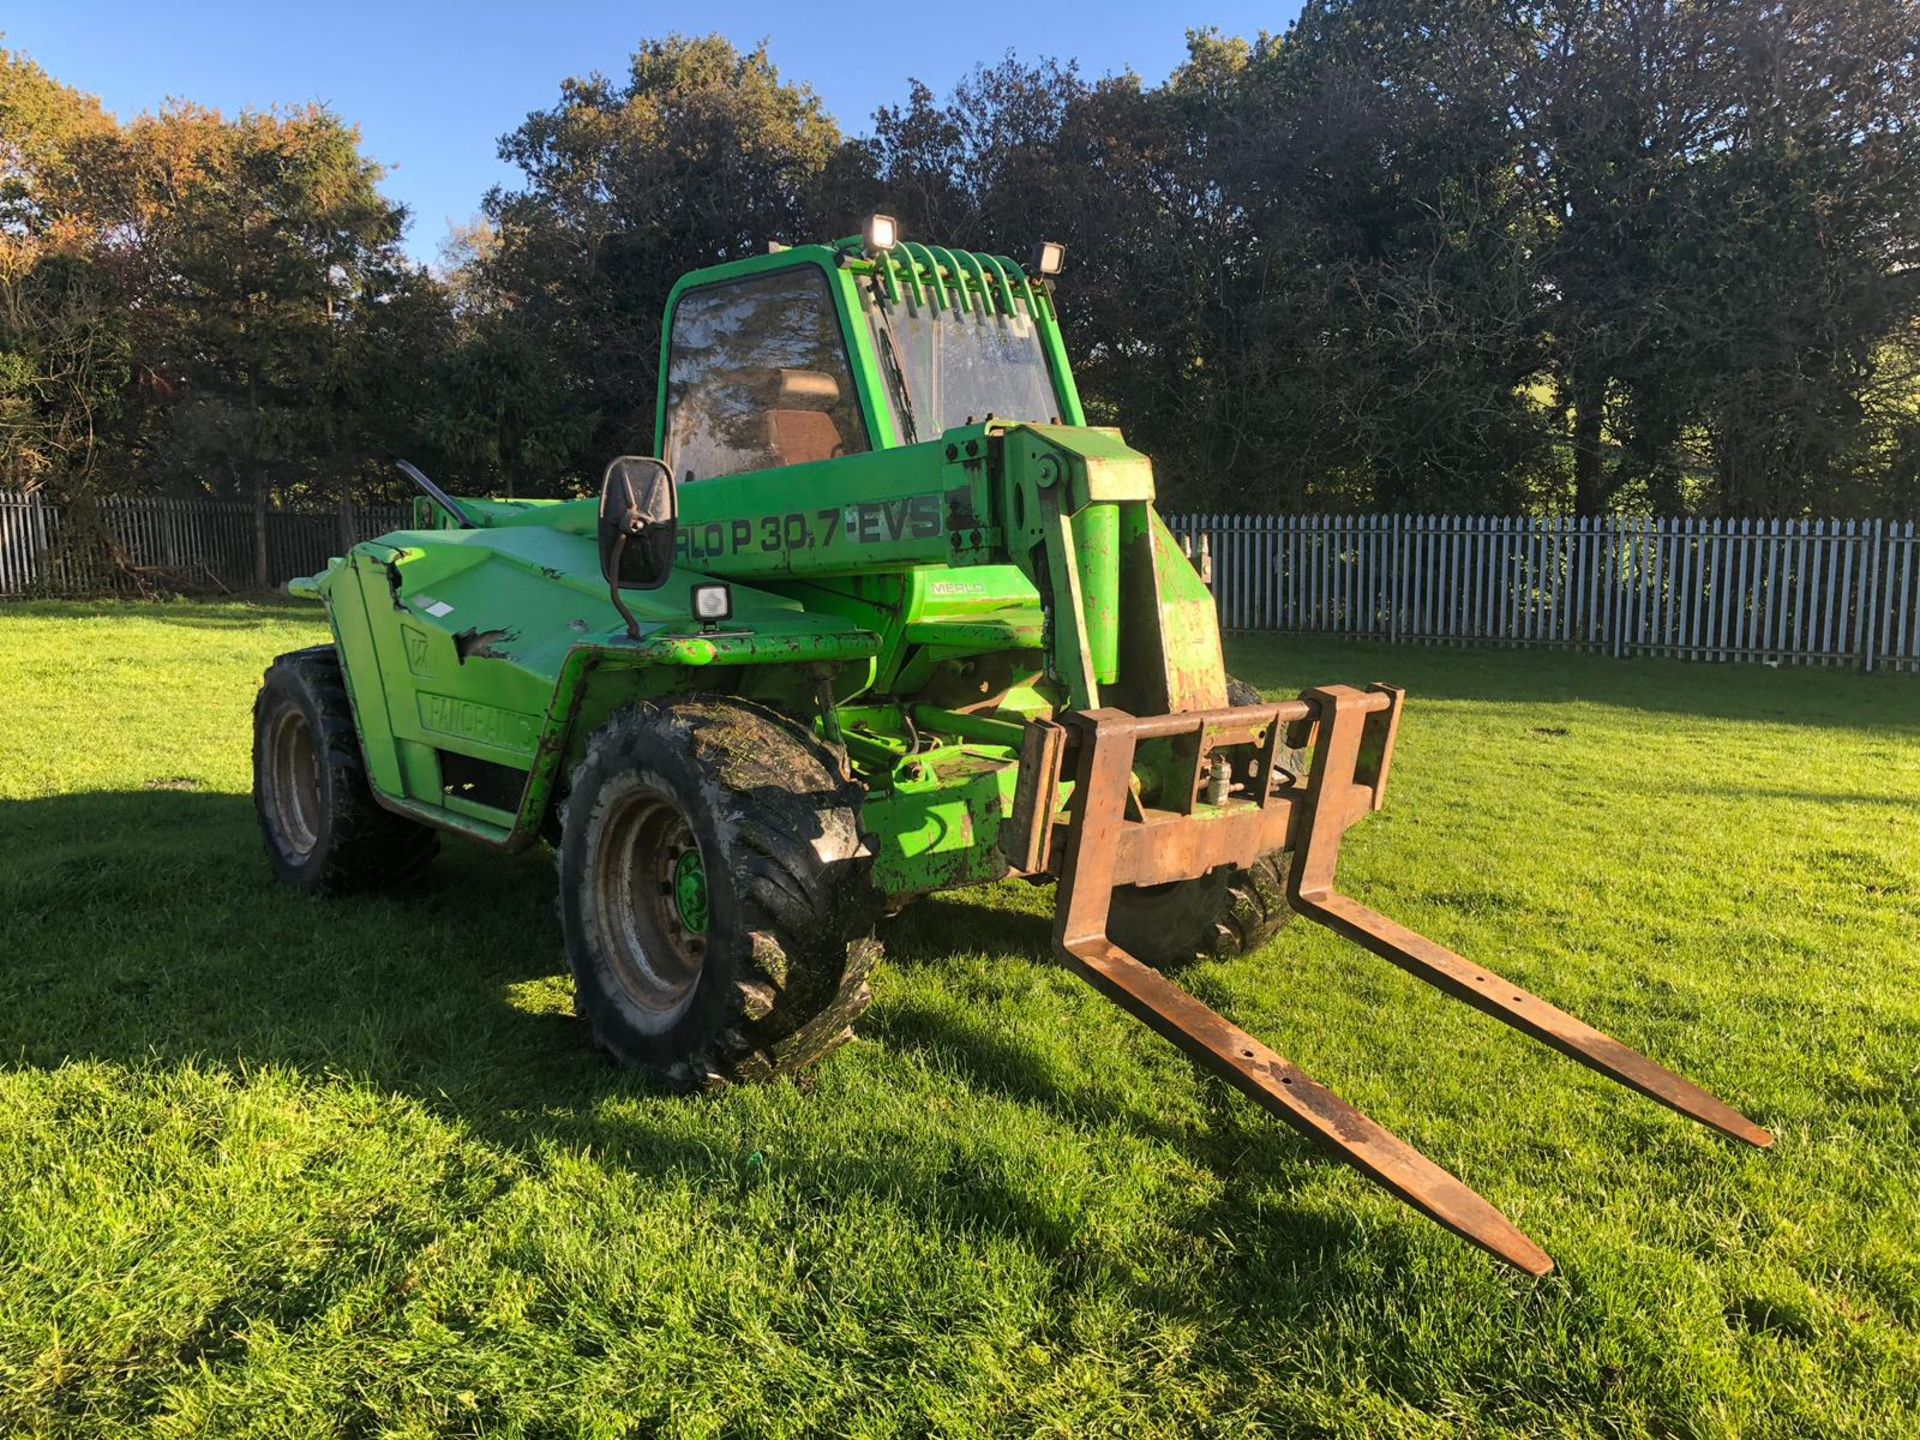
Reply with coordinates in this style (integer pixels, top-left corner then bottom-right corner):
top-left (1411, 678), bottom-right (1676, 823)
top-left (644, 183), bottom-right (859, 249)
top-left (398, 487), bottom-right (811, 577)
top-left (691, 582), bottom-right (733, 628)
top-left (863, 213), bottom-right (899, 254)
top-left (1032, 240), bottom-right (1066, 276)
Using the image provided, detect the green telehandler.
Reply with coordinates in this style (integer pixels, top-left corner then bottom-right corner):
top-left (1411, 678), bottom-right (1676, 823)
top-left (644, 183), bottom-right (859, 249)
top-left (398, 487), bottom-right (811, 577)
top-left (255, 218), bottom-right (1769, 1273)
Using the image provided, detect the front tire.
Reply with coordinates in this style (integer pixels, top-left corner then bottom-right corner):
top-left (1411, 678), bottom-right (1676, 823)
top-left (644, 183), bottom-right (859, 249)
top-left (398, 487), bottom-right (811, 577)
top-left (557, 698), bottom-right (880, 1088)
top-left (1105, 853), bottom-right (1295, 969)
top-left (1104, 676), bottom-right (1300, 969)
top-left (252, 646), bottom-right (439, 893)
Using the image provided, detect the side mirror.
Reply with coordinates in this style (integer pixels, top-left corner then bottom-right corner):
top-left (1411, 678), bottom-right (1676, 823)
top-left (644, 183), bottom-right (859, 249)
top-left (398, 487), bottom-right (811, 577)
top-left (598, 456), bottom-right (678, 591)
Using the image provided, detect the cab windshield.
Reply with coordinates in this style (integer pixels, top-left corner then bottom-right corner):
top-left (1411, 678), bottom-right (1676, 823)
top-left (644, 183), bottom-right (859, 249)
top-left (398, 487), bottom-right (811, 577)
top-left (860, 285), bottom-right (1063, 444)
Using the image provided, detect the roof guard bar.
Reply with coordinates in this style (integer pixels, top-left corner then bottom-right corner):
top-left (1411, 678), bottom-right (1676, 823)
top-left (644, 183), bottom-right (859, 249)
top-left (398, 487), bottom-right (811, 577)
top-left (982, 253), bottom-right (1030, 315)
top-left (954, 249), bottom-right (995, 317)
top-left (899, 242), bottom-right (944, 311)
top-left (875, 243), bottom-right (1032, 318)
top-left (925, 244), bottom-right (971, 314)
top-left (895, 249), bottom-right (927, 309)
top-left (940, 245), bottom-right (974, 313)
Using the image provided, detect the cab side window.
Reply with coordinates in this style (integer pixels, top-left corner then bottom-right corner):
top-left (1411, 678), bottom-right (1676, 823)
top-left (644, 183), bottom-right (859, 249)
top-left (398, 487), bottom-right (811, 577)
top-left (663, 267), bottom-right (868, 482)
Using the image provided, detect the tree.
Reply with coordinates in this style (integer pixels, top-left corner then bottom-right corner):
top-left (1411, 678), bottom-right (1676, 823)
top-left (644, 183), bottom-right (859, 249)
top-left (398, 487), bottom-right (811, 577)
top-left (1506, 0), bottom-right (1920, 516)
top-left (1194, 12), bottom-right (1552, 511)
top-left (864, 32), bottom-right (1551, 512)
top-left (9, 13), bottom-right (1920, 524)
top-left (0, 48), bottom-right (127, 498)
top-left (468, 35), bottom-right (846, 488)
top-left (108, 103), bottom-right (421, 573)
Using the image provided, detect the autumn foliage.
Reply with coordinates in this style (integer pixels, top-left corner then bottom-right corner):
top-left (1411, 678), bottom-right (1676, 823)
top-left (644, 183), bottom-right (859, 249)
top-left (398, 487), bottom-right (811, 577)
top-left (4, 7), bottom-right (1918, 519)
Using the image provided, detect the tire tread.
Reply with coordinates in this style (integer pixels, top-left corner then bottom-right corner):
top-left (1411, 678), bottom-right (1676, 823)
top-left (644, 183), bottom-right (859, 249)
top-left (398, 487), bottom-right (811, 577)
top-left (253, 646), bottom-right (439, 893)
top-left (559, 698), bottom-right (878, 1088)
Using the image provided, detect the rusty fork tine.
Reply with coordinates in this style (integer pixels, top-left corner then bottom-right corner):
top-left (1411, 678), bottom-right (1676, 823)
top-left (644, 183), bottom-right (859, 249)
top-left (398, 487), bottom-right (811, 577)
top-left (1294, 892), bottom-right (1774, 1148)
top-left (1053, 708), bottom-right (1552, 1275)
top-left (1290, 684), bottom-right (1772, 1151)
top-left (1038, 687), bottom-right (1769, 1276)
top-left (1058, 934), bottom-right (1556, 1276)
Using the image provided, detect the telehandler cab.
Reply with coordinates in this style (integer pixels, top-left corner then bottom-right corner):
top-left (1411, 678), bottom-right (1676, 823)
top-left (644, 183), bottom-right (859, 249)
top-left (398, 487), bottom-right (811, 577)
top-left (256, 218), bottom-right (1769, 1274)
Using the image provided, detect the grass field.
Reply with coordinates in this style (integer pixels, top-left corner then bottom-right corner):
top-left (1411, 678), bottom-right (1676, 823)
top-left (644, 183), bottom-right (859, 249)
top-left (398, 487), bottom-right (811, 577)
top-left (0, 598), bottom-right (1916, 1438)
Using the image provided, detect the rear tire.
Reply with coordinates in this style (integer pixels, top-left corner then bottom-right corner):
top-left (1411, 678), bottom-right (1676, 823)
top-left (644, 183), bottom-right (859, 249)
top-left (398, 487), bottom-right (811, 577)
top-left (1104, 676), bottom-right (1300, 970)
top-left (252, 646), bottom-right (439, 893)
top-left (557, 697), bottom-right (880, 1088)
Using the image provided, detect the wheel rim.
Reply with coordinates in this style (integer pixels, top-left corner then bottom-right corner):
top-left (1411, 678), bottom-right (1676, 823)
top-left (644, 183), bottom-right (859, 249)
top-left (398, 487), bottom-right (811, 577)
top-left (266, 704), bottom-right (323, 859)
top-left (672, 848), bottom-right (709, 934)
top-left (594, 784), bottom-right (708, 1028)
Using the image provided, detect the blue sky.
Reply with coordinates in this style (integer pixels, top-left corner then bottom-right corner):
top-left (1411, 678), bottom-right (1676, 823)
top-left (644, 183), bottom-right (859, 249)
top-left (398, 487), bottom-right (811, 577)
top-left (7, 1), bottom-right (1301, 264)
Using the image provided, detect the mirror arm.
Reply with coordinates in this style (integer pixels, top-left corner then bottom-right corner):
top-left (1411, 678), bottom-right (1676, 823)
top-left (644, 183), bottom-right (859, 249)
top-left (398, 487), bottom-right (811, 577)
top-left (606, 529), bottom-right (645, 640)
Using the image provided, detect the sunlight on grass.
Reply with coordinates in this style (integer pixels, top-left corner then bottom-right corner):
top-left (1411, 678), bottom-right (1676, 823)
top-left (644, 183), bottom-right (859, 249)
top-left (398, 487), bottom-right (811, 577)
top-left (503, 976), bottom-right (576, 1018)
top-left (0, 598), bottom-right (1916, 1437)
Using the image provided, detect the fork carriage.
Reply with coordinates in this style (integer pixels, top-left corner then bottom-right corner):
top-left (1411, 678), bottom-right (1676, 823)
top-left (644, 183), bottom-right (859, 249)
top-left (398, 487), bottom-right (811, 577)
top-left (1024, 686), bottom-right (1770, 1274)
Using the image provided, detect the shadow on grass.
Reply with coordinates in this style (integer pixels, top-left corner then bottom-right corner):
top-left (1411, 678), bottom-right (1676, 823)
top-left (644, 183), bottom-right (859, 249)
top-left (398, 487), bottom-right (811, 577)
top-left (0, 787), bottom-right (1400, 1354)
top-left (880, 890), bottom-right (1056, 966)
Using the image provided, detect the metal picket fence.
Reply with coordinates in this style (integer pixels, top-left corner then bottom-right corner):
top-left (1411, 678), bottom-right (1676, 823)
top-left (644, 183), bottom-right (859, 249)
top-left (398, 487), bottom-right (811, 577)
top-left (5, 495), bottom-right (1916, 671)
top-left (0, 494), bottom-right (411, 598)
top-left (1168, 514), bottom-right (1920, 672)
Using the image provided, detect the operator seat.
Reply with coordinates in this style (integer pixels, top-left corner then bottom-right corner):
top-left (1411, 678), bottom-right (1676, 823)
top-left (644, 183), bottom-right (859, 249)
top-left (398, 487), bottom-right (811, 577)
top-left (766, 369), bottom-right (848, 466)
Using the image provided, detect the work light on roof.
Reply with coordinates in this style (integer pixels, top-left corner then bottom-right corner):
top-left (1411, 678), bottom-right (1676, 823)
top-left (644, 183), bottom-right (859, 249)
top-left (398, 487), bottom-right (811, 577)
top-left (863, 213), bottom-right (899, 255)
top-left (1032, 240), bottom-right (1066, 276)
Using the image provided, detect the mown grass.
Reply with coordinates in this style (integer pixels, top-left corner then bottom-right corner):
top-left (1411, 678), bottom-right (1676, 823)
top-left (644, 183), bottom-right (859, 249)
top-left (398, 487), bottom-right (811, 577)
top-left (0, 597), bottom-right (1915, 1438)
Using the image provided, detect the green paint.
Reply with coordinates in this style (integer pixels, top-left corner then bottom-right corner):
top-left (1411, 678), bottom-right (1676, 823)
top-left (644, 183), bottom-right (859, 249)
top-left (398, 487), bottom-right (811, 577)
top-left (297, 228), bottom-right (1227, 901)
top-left (673, 848), bottom-right (709, 934)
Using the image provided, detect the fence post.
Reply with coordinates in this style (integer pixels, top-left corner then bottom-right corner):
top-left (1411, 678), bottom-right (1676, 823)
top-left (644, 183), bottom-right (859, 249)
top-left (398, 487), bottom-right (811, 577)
top-left (1388, 514), bottom-right (1401, 645)
top-left (1607, 518), bottom-right (1622, 658)
top-left (1901, 522), bottom-right (1918, 671)
top-left (1861, 517), bottom-right (1883, 673)
top-left (251, 480), bottom-right (270, 591)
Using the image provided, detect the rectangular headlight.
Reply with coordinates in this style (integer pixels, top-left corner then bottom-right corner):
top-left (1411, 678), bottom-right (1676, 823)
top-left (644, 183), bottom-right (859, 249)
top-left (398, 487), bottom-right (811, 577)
top-left (691, 582), bottom-right (733, 622)
top-left (864, 213), bottom-right (898, 254)
top-left (1032, 240), bottom-right (1066, 276)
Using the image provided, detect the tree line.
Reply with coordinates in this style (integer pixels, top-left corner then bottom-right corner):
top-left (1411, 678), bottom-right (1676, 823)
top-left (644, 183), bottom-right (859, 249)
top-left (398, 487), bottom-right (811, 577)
top-left (4, 1), bottom-right (1918, 522)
